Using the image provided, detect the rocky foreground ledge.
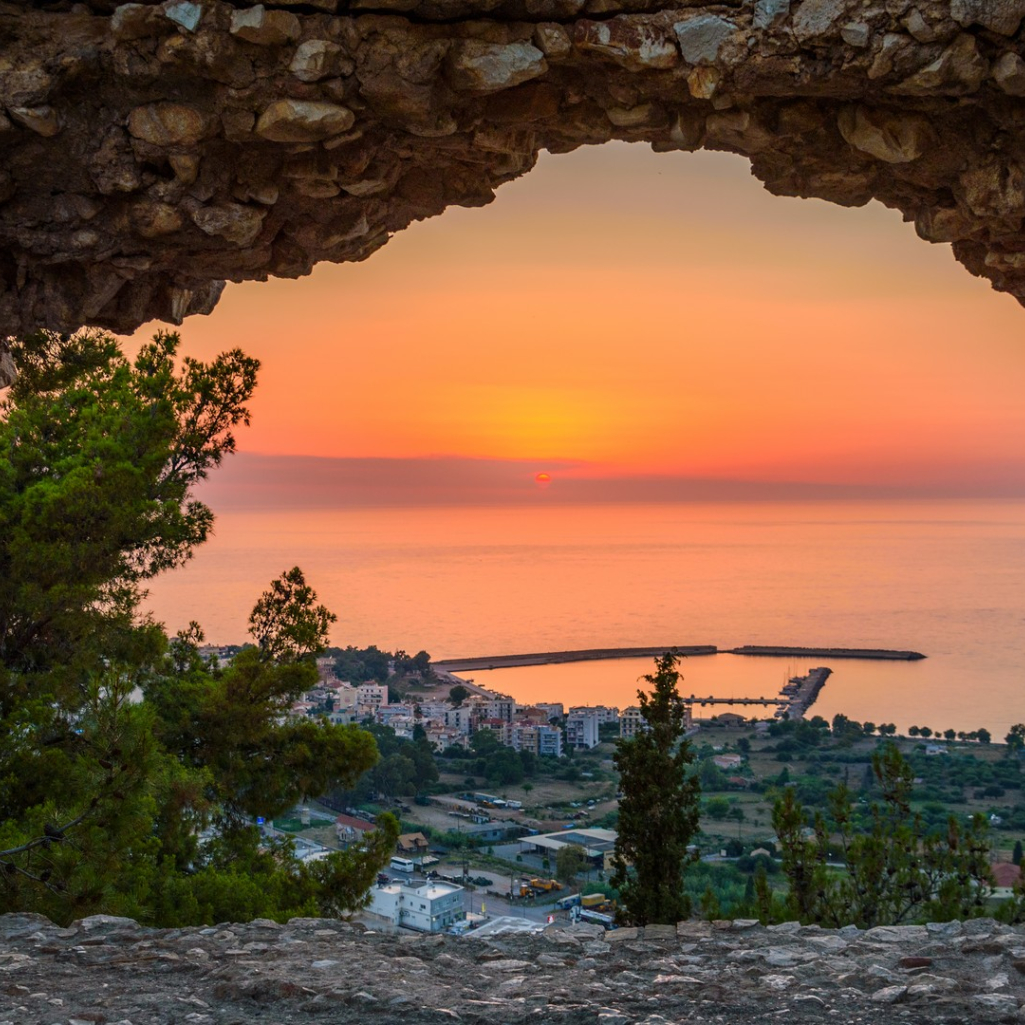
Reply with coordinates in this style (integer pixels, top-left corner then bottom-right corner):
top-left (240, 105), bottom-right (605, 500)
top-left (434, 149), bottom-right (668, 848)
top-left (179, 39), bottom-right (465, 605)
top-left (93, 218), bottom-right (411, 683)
top-left (3, 913), bottom-right (1025, 1025)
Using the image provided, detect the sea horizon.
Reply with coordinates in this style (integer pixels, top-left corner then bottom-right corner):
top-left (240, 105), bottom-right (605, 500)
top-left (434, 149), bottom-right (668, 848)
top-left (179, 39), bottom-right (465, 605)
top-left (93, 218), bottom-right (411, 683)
top-left (145, 495), bottom-right (1025, 737)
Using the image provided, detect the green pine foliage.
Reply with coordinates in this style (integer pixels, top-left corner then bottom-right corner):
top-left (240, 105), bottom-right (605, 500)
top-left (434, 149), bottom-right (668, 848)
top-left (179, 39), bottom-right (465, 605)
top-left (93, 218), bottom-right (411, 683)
top-left (611, 652), bottom-right (700, 925)
top-left (772, 743), bottom-right (993, 927)
top-left (0, 331), bottom-right (393, 926)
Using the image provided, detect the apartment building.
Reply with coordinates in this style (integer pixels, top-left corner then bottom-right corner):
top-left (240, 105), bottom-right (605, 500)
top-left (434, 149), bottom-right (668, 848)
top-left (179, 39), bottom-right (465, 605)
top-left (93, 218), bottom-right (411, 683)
top-left (566, 710), bottom-right (600, 750)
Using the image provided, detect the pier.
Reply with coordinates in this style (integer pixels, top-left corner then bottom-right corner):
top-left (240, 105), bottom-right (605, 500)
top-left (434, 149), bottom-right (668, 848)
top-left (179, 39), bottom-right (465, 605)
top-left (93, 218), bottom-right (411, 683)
top-left (779, 666), bottom-right (832, 719)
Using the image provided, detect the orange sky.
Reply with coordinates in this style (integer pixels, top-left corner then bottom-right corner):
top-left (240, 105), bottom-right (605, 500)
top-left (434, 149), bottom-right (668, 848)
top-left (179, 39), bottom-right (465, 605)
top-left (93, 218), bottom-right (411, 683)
top-left (131, 142), bottom-right (1025, 496)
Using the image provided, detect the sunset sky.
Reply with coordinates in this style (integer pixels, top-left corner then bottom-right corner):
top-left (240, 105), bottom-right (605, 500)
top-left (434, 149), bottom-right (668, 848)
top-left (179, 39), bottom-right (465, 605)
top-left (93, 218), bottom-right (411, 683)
top-left (137, 142), bottom-right (1025, 505)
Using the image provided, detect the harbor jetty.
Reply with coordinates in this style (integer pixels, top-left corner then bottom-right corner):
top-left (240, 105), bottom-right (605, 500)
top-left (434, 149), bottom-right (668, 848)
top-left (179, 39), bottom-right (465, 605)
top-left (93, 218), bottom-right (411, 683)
top-left (434, 644), bottom-right (925, 673)
top-left (728, 645), bottom-right (926, 661)
top-left (433, 645), bottom-right (717, 672)
top-left (781, 666), bottom-right (832, 719)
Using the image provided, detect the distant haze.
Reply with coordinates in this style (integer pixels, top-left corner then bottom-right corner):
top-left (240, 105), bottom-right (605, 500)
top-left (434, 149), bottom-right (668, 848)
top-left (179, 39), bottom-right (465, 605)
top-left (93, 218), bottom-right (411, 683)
top-left (198, 453), bottom-right (1025, 510)
top-left (134, 144), bottom-right (1025, 496)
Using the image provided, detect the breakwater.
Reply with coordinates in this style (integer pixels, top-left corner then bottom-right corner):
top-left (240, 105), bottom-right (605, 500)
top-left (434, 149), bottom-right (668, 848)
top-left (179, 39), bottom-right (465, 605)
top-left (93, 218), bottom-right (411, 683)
top-left (729, 645), bottom-right (926, 661)
top-left (433, 645), bottom-right (718, 672)
top-left (434, 644), bottom-right (925, 672)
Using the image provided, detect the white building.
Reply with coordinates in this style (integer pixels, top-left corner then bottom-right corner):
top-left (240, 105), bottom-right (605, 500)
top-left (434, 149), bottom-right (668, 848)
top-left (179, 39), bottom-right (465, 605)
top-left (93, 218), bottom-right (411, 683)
top-left (566, 710), bottom-right (600, 750)
top-left (325, 708), bottom-right (359, 726)
top-left (356, 683), bottom-right (388, 711)
top-left (514, 724), bottom-right (564, 758)
top-left (444, 706), bottom-right (474, 735)
top-left (483, 696), bottom-right (516, 722)
top-left (374, 703), bottom-right (413, 725)
top-left (366, 880), bottom-right (465, 933)
top-left (417, 701), bottom-right (449, 721)
top-left (619, 702), bottom-right (691, 738)
top-left (522, 827), bottom-right (619, 872)
top-left (619, 706), bottom-right (644, 739)
top-left (425, 726), bottom-right (466, 751)
top-left (569, 705), bottom-right (620, 725)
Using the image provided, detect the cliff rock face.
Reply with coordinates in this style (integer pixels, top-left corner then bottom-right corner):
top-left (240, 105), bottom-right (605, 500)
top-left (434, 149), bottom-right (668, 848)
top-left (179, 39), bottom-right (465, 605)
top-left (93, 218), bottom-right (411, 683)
top-left (3, 0), bottom-right (1025, 348)
top-left (3, 912), bottom-right (1025, 1024)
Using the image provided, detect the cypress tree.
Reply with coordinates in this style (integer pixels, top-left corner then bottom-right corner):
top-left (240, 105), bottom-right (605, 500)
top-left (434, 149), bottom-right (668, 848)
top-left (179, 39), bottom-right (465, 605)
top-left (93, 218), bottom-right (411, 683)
top-left (611, 653), bottom-right (699, 925)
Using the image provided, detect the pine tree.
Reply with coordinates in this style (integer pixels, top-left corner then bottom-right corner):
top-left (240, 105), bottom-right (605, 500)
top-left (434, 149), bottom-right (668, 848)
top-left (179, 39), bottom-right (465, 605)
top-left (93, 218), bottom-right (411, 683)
top-left (611, 653), bottom-right (699, 925)
top-left (773, 744), bottom-right (993, 927)
top-left (0, 331), bottom-right (390, 924)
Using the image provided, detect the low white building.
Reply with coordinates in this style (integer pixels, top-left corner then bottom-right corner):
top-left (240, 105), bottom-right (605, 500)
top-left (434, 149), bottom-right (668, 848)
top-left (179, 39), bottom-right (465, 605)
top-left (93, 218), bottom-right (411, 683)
top-left (366, 880), bottom-right (465, 933)
top-left (522, 827), bottom-right (619, 871)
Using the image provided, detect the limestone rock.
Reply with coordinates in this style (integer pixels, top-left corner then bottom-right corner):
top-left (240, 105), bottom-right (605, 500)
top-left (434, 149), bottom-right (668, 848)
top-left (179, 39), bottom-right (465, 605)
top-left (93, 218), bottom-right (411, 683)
top-left (446, 41), bottom-right (548, 93)
top-left (255, 100), bottom-right (355, 141)
top-left (8, 106), bottom-right (60, 137)
top-left (673, 16), bottom-right (735, 65)
top-left (950, 0), bottom-right (1025, 35)
top-left (229, 5), bottom-right (301, 46)
top-left (792, 0), bottom-right (846, 42)
top-left (892, 33), bottom-right (987, 95)
top-left (871, 984), bottom-right (907, 1003)
top-left (191, 203), bottom-right (265, 244)
top-left (131, 200), bottom-right (184, 238)
top-left (841, 22), bottom-right (870, 48)
top-left (574, 20), bottom-right (677, 71)
top-left (837, 106), bottom-right (933, 164)
top-left (993, 53), bottom-right (1025, 96)
top-left (754, 0), bottom-right (790, 30)
top-left (163, 1), bottom-right (203, 33)
top-left (128, 103), bottom-right (211, 147)
top-left (534, 24), bottom-right (572, 60)
top-left (289, 40), bottom-right (346, 82)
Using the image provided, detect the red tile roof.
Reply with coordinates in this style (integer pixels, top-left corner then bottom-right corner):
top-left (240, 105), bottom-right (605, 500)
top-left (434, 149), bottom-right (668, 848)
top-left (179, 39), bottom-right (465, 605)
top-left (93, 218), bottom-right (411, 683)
top-left (335, 814), bottom-right (376, 832)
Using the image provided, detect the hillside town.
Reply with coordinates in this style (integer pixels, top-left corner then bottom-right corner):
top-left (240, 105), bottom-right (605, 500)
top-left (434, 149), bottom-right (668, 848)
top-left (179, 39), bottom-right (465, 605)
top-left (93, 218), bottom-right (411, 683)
top-left (185, 648), bottom-right (1025, 939)
top-left (285, 655), bottom-right (665, 758)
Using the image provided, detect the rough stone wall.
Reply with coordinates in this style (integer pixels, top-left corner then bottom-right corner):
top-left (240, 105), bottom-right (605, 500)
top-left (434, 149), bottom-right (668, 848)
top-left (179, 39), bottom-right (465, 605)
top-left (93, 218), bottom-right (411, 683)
top-left (3, 911), bottom-right (1025, 1024)
top-left (3, 0), bottom-right (1025, 348)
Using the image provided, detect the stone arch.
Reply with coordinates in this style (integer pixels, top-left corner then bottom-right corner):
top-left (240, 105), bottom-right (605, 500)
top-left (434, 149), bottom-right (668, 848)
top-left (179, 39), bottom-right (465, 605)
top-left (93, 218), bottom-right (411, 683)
top-left (2, 0), bottom-right (1025, 360)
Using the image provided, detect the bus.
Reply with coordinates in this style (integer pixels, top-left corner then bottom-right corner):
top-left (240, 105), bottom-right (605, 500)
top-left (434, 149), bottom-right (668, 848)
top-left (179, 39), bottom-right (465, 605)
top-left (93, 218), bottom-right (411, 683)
top-left (390, 857), bottom-right (415, 873)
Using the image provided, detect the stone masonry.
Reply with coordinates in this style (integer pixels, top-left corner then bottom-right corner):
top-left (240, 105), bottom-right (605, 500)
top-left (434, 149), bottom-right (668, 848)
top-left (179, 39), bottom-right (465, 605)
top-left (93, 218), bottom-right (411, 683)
top-left (3, 0), bottom-right (1025, 361)
top-left (4, 911), bottom-right (1025, 1024)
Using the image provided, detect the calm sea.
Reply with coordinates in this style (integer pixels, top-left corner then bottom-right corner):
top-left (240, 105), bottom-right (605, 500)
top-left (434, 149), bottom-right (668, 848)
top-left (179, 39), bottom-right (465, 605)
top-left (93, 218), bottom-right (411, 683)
top-left (144, 500), bottom-right (1025, 736)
